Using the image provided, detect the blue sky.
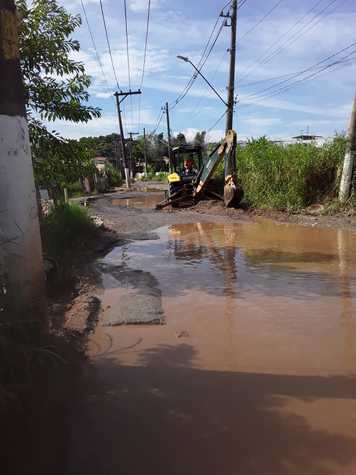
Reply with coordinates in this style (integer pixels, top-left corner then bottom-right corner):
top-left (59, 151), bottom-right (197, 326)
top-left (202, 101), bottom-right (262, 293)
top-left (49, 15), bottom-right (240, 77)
top-left (54, 0), bottom-right (356, 142)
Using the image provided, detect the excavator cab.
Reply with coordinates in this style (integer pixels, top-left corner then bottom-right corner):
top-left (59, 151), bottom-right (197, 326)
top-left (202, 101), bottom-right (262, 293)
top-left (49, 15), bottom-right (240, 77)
top-left (157, 131), bottom-right (243, 210)
top-left (167, 145), bottom-right (203, 200)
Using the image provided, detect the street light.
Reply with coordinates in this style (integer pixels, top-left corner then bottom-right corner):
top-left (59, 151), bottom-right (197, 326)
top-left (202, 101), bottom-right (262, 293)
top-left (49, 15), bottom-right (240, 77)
top-left (177, 55), bottom-right (228, 107)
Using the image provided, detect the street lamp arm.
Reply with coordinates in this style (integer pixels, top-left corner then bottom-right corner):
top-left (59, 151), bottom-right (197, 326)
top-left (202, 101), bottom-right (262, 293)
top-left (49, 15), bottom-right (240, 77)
top-left (177, 55), bottom-right (228, 108)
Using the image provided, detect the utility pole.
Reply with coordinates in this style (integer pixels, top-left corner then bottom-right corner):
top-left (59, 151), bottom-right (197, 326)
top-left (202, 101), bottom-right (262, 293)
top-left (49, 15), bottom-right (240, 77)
top-left (143, 127), bottom-right (148, 176)
top-left (165, 102), bottom-right (172, 172)
top-left (221, 0), bottom-right (238, 204)
top-left (128, 131), bottom-right (139, 179)
top-left (114, 89), bottom-right (141, 188)
top-left (0, 0), bottom-right (47, 330)
top-left (225, 0), bottom-right (237, 134)
top-left (339, 92), bottom-right (356, 203)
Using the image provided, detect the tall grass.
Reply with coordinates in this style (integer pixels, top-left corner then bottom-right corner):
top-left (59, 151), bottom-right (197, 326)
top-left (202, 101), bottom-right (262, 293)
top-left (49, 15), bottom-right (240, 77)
top-left (41, 203), bottom-right (99, 260)
top-left (235, 136), bottom-right (347, 210)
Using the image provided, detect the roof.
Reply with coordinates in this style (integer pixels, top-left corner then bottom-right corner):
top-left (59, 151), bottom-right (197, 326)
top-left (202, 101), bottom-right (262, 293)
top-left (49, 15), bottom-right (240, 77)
top-left (292, 134), bottom-right (323, 140)
top-left (172, 144), bottom-right (202, 153)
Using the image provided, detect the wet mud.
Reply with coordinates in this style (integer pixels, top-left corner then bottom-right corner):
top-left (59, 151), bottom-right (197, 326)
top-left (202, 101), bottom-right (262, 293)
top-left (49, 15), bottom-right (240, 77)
top-left (68, 193), bottom-right (356, 475)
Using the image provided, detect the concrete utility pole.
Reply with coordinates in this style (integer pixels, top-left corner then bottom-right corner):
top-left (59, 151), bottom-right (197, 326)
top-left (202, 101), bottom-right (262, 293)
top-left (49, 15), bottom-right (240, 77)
top-left (339, 92), bottom-right (356, 203)
top-left (221, 0), bottom-right (238, 205)
top-left (0, 0), bottom-right (47, 329)
top-left (165, 102), bottom-right (172, 172)
top-left (143, 127), bottom-right (148, 176)
top-left (114, 89), bottom-right (141, 188)
top-left (225, 0), bottom-right (237, 134)
top-left (128, 131), bottom-right (139, 179)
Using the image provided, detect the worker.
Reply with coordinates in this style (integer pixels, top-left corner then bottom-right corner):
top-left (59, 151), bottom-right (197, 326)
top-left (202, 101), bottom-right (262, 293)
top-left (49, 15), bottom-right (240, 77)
top-left (183, 158), bottom-right (196, 176)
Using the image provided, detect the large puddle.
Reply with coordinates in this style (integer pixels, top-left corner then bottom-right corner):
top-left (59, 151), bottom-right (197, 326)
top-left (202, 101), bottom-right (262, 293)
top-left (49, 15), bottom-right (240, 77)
top-left (94, 219), bottom-right (356, 377)
top-left (111, 192), bottom-right (165, 209)
top-left (76, 218), bottom-right (356, 475)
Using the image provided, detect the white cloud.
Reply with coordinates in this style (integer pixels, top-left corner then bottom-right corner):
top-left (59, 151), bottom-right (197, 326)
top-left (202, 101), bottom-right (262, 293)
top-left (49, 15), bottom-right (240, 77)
top-left (45, 107), bottom-right (158, 139)
top-left (128, 0), bottom-right (162, 13)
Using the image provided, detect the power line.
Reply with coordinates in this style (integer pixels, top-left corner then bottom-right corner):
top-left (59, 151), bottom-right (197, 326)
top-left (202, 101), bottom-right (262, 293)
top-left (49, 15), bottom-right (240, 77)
top-left (138, 0), bottom-right (152, 131)
top-left (169, 0), bottom-right (248, 112)
top-left (260, 0), bottom-right (339, 66)
top-left (99, 0), bottom-right (120, 90)
top-left (239, 44), bottom-right (356, 108)
top-left (123, 0), bottom-right (132, 91)
top-left (150, 109), bottom-right (164, 135)
top-left (239, 0), bottom-right (284, 42)
top-left (169, 16), bottom-right (222, 110)
top-left (254, 48), bottom-right (356, 101)
top-left (245, 40), bottom-right (356, 101)
top-left (239, 0), bottom-right (326, 82)
top-left (139, 0), bottom-right (151, 90)
top-left (206, 109), bottom-right (228, 136)
top-left (80, 0), bottom-right (109, 85)
top-left (170, 19), bottom-right (226, 110)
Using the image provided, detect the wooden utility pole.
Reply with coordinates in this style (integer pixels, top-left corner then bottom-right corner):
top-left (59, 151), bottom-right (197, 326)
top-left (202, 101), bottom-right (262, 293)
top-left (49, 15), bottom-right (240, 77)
top-left (143, 127), bottom-right (148, 176)
top-left (339, 92), bottom-right (356, 203)
top-left (114, 89), bottom-right (141, 188)
top-left (0, 0), bottom-right (47, 329)
top-left (165, 102), bottom-right (172, 172)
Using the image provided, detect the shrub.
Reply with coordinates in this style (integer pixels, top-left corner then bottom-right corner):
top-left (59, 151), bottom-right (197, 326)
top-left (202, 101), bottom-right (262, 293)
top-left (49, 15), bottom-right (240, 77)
top-left (66, 181), bottom-right (84, 197)
top-left (105, 163), bottom-right (123, 188)
top-left (235, 136), bottom-right (346, 211)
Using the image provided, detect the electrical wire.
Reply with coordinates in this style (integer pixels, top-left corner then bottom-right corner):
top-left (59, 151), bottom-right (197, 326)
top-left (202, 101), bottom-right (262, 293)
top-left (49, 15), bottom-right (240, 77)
top-left (238, 46), bottom-right (356, 111)
top-left (170, 0), bottom-right (248, 112)
top-left (138, 0), bottom-right (152, 131)
top-left (139, 0), bottom-right (151, 89)
top-left (206, 109), bottom-right (228, 138)
top-left (245, 40), bottom-right (356, 100)
top-left (239, 0), bottom-right (284, 42)
top-left (123, 0), bottom-right (134, 129)
top-left (239, 0), bottom-right (325, 82)
top-left (123, 0), bottom-right (132, 91)
top-left (170, 19), bottom-right (226, 110)
top-left (260, 0), bottom-right (339, 66)
top-left (99, 0), bottom-right (121, 90)
top-left (252, 49), bottom-right (356, 101)
top-left (150, 109), bottom-right (164, 135)
top-left (80, 0), bottom-right (109, 86)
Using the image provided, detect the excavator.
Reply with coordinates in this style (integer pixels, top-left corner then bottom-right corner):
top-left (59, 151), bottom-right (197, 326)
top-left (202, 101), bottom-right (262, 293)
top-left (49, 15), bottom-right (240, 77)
top-left (156, 130), bottom-right (243, 210)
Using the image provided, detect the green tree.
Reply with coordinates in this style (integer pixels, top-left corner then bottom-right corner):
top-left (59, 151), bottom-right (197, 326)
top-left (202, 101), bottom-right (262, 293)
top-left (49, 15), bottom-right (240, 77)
top-left (17, 0), bottom-right (101, 194)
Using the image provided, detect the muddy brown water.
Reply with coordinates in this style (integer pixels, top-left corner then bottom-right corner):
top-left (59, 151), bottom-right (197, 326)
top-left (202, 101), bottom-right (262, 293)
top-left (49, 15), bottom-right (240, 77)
top-left (111, 192), bottom-right (165, 209)
top-left (70, 218), bottom-right (356, 475)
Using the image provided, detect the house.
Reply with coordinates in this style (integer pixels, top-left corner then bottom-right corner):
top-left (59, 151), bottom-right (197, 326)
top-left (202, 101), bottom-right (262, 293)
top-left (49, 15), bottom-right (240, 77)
top-left (93, 156), bottom-right (108, 172)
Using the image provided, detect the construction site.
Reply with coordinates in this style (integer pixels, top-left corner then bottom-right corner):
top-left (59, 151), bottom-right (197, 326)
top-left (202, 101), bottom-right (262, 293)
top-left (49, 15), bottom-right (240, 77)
top-left (1, 1), bottom-right (356, 475)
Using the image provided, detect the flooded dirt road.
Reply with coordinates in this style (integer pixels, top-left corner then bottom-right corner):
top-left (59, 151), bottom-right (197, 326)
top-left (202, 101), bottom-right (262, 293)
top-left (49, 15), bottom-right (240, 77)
top-left (69, 194), bottom-right (356, 475)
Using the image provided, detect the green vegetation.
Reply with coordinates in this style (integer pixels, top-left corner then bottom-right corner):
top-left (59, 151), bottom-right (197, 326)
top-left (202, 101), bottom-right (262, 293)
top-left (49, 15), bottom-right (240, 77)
top-left (105, 163), bottom-right (123, 188)
top-left (41, 203), bottom-right (99, 260)
top-left (233, 136), bottom-right (347, 211)
top-left (17, 0), bottom-right (100, 196)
